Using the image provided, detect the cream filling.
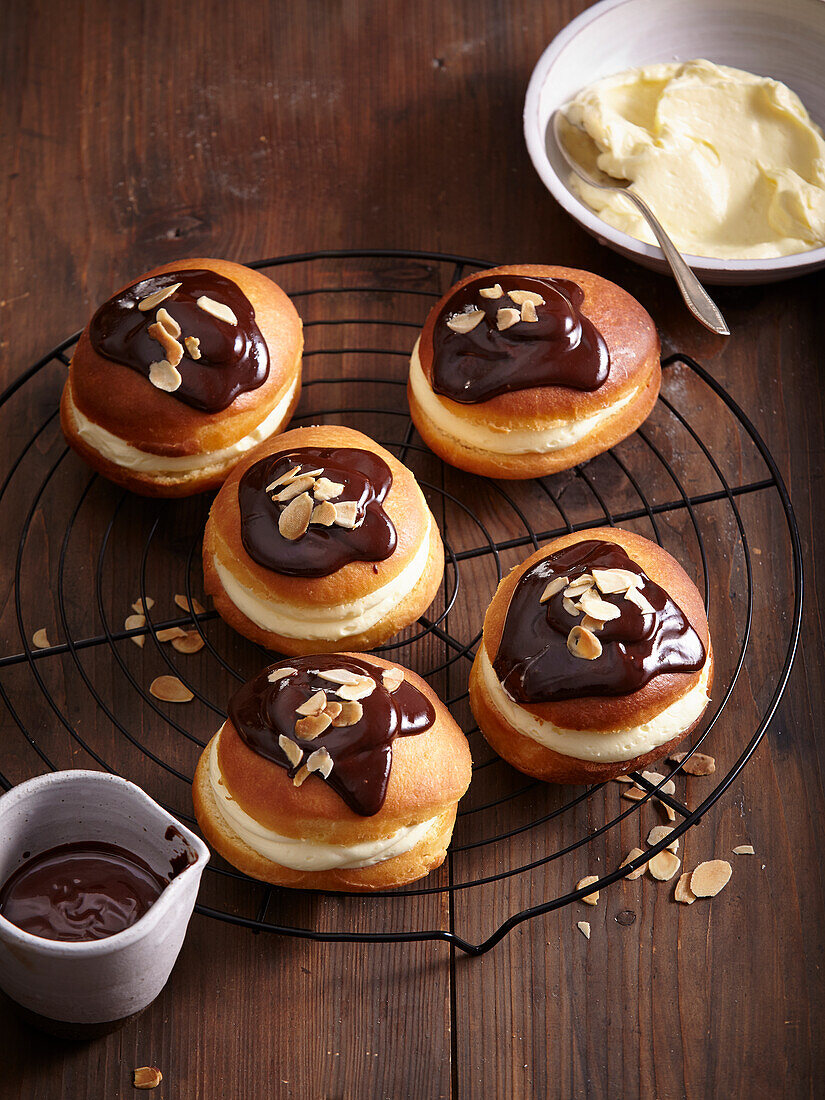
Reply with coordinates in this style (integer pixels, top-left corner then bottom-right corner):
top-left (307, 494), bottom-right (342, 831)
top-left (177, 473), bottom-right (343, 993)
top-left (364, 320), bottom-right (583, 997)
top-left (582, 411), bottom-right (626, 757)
top-left (480, 647), bottom-right (711, 763)
top-left (213, 514), bottom-right (432, 641)
top-left (208, 733), bottom-right (438, 870)
top-left (66, 375), bottom-right (299, 476)
top-left (409, 341), bottom-right (638, 455)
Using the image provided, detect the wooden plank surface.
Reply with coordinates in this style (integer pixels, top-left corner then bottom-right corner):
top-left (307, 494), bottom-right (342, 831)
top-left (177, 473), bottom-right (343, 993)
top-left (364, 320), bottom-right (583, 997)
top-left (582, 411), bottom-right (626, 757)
top-left (1, 1), bottom-right (822, 1097)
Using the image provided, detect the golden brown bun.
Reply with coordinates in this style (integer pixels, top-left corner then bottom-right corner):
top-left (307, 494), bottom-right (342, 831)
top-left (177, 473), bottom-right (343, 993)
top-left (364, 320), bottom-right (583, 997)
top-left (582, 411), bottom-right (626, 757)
top-left (61, 258), bottom-right (303, 496)
top-left (409, 265), bottom-right (661, 478)
top-left (192, 654), bottom-right (472, 891)
top-left (203, 424), bottom-right (445, 654)
top-left (469, 527), bottom-right (713, 783)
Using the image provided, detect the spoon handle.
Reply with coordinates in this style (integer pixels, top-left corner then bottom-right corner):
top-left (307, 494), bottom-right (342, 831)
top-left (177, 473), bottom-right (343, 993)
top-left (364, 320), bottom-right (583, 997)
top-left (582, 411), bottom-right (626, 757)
top-left (623, 191), bottom-right (730, 336)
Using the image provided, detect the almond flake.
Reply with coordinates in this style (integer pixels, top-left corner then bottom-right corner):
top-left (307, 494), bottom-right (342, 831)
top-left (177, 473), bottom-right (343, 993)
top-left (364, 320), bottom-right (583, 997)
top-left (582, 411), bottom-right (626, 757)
top-left (279, 492), bottom-right (313, 540)
top-left (148, 359), bottom-right (182, 392)
top-left (580, 614), bottom-right (604, 633)
top-left (576, 875), bottom-right (599, 905)
top-left (567, 625), bottom-right (602, 660)
top-left (313, 477), bottom-right (345, 501)
top-left (174, 593), bottom-right (206, 616)
top-left (296, 689), bottom-right (327, 717)
top-left (184, 335), bottom-right (201, 360)
top-left (310, 501), bottom-right (337, 526)
top-left (508, 289), bottom-right (545, 307)
top-left (620, 848), bottom-right (647, 880)
top-left (131, 596), bottom-right (155, 614)
top-left (332, 500), bottom-right (359, 529)
top-left (295, 712), bottom-right (332, 740)
top-left (675, 872), bottom-right (697, 905)
top-left (265, 466), bottom-right (302, 492)
top-left (496, 307), bottom-right (520, 331)
top-left (564, 574), bottom-right (594, 593)
top-left (690, 859), bottom-right (732, 897)
top-left (171, 630), bottom-right (205, 654)
top-left (292, 764), bottom-right (310, 788)
top-left (156, 626), bottom-right (187, 642)
top-left (670, 751), bottom-right (716, 776)
top-left (196, 295), bottom-right (237, 325)
top-left (539, 576), bottom-right (568, 603)
top-left (335, 676), bottom-right (376, 701)
top-left (275, 476), bottom-right (316, 502)
top-left (332, 700), bottom-right (363, 726)
top-left (278, 734), bottom-right (303, 767)
top-left (641, 770), bottom-right (665, 786)
top-left (592, 567), bottom-right (641, 594)
top-left (32, 628), bottom-right (51, 649)
top-left (478, 284), bottom-right (503, 299)
top-left (138, 283), bottom-right (181, 311)
top-left (577, 921), bottom-right (591, 939)
top-left (446, 309), bottom-right (484, 334)
top-left (662, 802), bottom-right (677, 822)
top-left (622, 787), bottom-right (646, 803)
top-left (268, 667), bottom-right (297, 682)
top-left (316, 668), bottom-right (361, 686)
top-left (149, 675), bottom-right (193, 703)
top-left (131, 635), bottom-right (145, 649)
top-left (155, 306), bottom-right (181, 338)
top-left (133, 1066), bottom-right (163, 1090)
top-left (382, 668), bottom-right (404, 693)
top-left (732, 844), bottom-right (755, 855)
top-left (323, 700), bottom-right (343, 721)
top-left (613, 775), bottom-right (634, 784)
top-left (562, 596), bottom-right (580, 619)
top-left (648, 850), bottom-right (681, 881)
top-left (125, 613), bottom-right (146, 632)
top-left (647, 825), bottom-right (678, 853)
top-left (660, 779), bottom-right (676, 796)
top-left (520, 300), bottom-right (538, 323)
top-left (307, 746), bottom-right (333, 778)
top-left (625, 586), bottom-right (655, 614)
top-left (578, 588), bottom-right (621, 623)
top-left (147, 321), bottom-right (183, 367)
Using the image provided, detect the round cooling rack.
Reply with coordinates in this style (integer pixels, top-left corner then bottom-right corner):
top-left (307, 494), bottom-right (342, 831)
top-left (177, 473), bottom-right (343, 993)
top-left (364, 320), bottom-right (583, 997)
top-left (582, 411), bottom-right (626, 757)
top-left (0, 249), bottom-right (803, 956)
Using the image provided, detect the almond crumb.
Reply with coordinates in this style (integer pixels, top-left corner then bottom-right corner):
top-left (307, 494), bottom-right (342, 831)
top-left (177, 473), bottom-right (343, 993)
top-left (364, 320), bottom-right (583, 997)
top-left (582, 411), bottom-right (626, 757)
top-left (576, 875), bottom-right (599, 905)
top-left (184, 335), bottom-right (201, 359)
top-left (577, 920), bottom-right (591, 939)
top-left (732, 844), bottom-right (755, 855)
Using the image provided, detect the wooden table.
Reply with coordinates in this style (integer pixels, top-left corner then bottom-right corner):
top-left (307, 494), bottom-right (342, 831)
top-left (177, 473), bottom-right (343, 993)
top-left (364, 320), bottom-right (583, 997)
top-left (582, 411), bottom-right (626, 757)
top-left (2, 2), bottom-right (822, 1097)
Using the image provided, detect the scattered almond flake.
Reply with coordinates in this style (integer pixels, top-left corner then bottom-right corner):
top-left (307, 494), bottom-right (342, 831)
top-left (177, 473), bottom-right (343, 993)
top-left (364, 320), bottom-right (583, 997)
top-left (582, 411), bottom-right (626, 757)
top-left (660, 778), bottom-right (676, 796)
top-left (625, 586), bottom-right (655, 614)
top-left (149, 676), bottom-right (193, 703)
top-left (591, 567), bottom-right (641, 594)
top-left (323, 700), bottom-right (343, 721)
top-left (539, 576), bottom-right (568, 603)
top-left (295, 712), bottom-right (332, 740)
top-left (310, 501), bottom-right (337, 526)
top-left (296, 689), bottom-right (327, 717)
top-left (620, 848), bottom-right (646, 880)
top-left (292, 764), bottom-right (310, 788)
top-left (690, 859), bottom-right (732, 897)
top-left (307, 746), bottom-right (334, 778)
top-left (613, 775), bottom-right (633, 785)
top-left (278, 734), bottom-right (303, 768)
top-left (317, 668), bottom-right (361, 686)
top-left (196, 295), bottom-right (237, 326)
top-left (670, 751), bottom-right (716, 776)
top-left (155, 306), bottom-right (181, 338)
top-left (563, 575), bottom-right (594, 596)
top-left (156, 626), bottom-right (187, 642)
top-left (133, 1065), bottom-right (163, 1089)
top-left (148, 359), bottom-right (182, 392)
top-left (580, 614), bottom-right (604, 633)
top-left (332, 500), bottom-right (359, 529)
top-left (675, 872), bottom-right (697, 905)
top-left (147, 321), bottom-right (183, 367)
top-left (508, 289), bottom-right (545, 307)
top-left (131, 597), bottom-right (155, 614)
top-left (577, 920), bottom-right (591, 940)
top-left (662, 802), bottom-right (677, 822)
top-left (171, 630), bottom-right (204, 654)
top-left (641, 770), bottom-right (665, 786)
top-left (567, 625), bottom-right (602, 660)
top-left (265, 465), bottom-right (302, 492)
top-left (125, 613), bottom-right (146, 632)
top-left (496, 307), bottom-right (520, 331)
top-left (32, 628), bottom-right (51, 649)
top-left (275, 475), bottom-right (316, 502)
top-left (268, 667), bottom-right (297, 682)
top-left (520, 300), bottom-right (538, 323)
top-left (732, 844), bottom-right (755, 855)
top-left (648, 850), bottom-right (681, 881)
top-left (446, 309), bottom-right (485, 334)
top-left (578, 588), bottom-right (621, 623)
top-left (174, 593), bottom-right (206, 616)
top-left (382, 668), bottom-right (404, 693)
top-left (184, 335), bottom-right (201, 360)
top-left (576, 875), bottom-right (599, 905)
top-left (313, 477), bottom-right (345, 501)
top-left (647, 825), bottom-right (678, 853)
top-left (138, 283), bottom-right (181, 312)
top-left (622, 787), bottom-right (646, 802)
top-left (478, 283), bottom-right (503, 299)
top-left (332, 700), bottom-right (363, 726)
top-left (279, 492), bottom-right (313, 540)
top-left (131, 635), bottom-right (145, 649)
top-left (335, 676), bottom-right (377, 701)
top-left (562, 596), bottom-right (580, 619)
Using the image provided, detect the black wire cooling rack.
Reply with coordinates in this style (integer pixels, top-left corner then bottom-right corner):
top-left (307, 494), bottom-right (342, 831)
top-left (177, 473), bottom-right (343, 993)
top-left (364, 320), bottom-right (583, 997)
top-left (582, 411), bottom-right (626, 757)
top-left (0, 249), bottom-right (804, 955)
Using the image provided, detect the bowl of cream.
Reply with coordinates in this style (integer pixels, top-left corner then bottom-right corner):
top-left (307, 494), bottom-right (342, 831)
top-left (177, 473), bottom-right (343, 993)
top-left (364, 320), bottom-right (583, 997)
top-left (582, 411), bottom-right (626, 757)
top-left (524, 0), bottom-right (825, 284)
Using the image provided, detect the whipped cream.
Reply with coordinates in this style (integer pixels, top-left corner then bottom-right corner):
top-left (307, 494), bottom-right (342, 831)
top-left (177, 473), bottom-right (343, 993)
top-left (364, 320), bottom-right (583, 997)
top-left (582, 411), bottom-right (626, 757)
top-left (208, 733), bottom-right (438, 870)
top-left (479, 646), bottom-right (711, 762)
top-left (410, 340), bottom-right (638, 454)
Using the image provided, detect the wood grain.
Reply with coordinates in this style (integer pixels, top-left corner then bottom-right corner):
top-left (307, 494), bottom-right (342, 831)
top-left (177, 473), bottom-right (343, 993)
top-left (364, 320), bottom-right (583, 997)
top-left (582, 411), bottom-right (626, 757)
top-left (1, 1), bottom-right (823, 1098)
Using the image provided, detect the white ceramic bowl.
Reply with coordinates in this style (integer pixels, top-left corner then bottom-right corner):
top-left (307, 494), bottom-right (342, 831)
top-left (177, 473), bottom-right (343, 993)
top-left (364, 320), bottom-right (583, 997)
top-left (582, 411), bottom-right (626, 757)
top-left (524, 0), bottom-right (825, 285)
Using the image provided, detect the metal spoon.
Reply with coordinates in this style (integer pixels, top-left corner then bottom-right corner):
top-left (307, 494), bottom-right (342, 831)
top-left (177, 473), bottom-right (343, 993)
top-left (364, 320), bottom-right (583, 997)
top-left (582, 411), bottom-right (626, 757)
top-left (552, 110), bottom-right (729, 337)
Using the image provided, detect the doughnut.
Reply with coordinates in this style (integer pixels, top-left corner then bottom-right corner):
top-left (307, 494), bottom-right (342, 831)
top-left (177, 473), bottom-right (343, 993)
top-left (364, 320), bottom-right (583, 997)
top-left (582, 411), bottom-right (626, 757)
top-left (60, 258), bottom-right (303, 496)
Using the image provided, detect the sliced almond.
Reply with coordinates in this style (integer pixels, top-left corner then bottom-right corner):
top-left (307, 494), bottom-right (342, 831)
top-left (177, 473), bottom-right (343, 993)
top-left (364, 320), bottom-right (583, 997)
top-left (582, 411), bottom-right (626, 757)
top-left (625, 586), bottom-right (655, 614)
top-left (641, 770), bottom-right (665, 786)
top-left (446, 309), bottom-right (484, 334)
top-left (171, 630), bottom-right (204, 654)
top-left (149, 675), bottom-right (193, 703)
top-left (138, 283), bottom-right (180, 311)
top-left (310, 501), bottom-right (337, 526)
top-left (294, 712), bottom-right (332, 740)
top-left (675, 872), bottom-right (697, 905)
top-left (647, 825), bottom-right (678, 853)
top-left (620, 848), bottom-right (647, 880)
top-left (662, 802), bottom-right (677, 822)
top-left (131, 635), bottom-right (145, 649)
top-left (335, 676), bottom-right (377, 701)
top-left (562, 596), bottom-right (580, 619)
top-left (622, 787), bottom-right (646, 803)
top-left (184, 335), bottom-right (201, 360)
top-left (382, 668), bottom-right (404, 693)
top-left (32, 628), bottom-right (51, 649)
top-left (648, 850), bottom-right (681, 882)
top-left (292, 764), bottom-right (310, 788)
top-left (539, 576), bottom-right (568, 603)
top-left (268, 667), bottom-right (297, 682)
top-left (331, 700), bottom-right (363, 727)
top-left (577, 921), bottom-right (591, 940)
top-left (147, 321), bottom-right (184, 367)
top-left (323, 700), bottom-right (343, 721)
top-left (133, 1066), bottom-right (163, 1090)
top-left (316, 668), bottom-right (361, 686)
top-left (567, 625), bottom-right (602, 660)
top-left (148, 359), bottom-right (182, 392)
top-left (613, 775), bottom-right (634, 784)
top-left (278, 734), bottom-right (303, 768)
top-left (496, 307), bottom-right (520, 331)
top-left (660, 779), bottom-right (676, 796)
top-left (307, 746), bottom-right (333, 778)
top-left (580, 615), bottom-right (604, 633)
top-left (478, 283), bottom-right (503, 298)
top-left (563, 573), bottom-right (594, 594)
top-left (131, 596), bottom-right (155, 614)
top-left (156, 626), bottom-right (187, 642)
top-left (592, 567), bottom-right (641, 594)
top-left (520, 299), bottom-right (538, 323)
top-left (732, 844), bottom-right (755, 855)
top-left (155, 306), bottom-right (181, 338)
top-left (265, 465), bottom-right (302, 492)
top-left (196, 295), bottom-right (237, 326)
top-left (576, 875), bottom-right (599, 905)
top-left (670, 751), bottom-right (716, 776)
top-left (275, 476), bottom-right (316, 502)
top-left (313, 477), bottom-right (345, 501)
top-left (279, 492), bottom-right (313, 540)
top-left (508, 289), bottom-right (545, 307)
top-left (296, 689), bottom-right (327, 717)
top-left (578, 588), bottom-right (621, 623)
top-left (690, 859), bottom-right (732, 897)
top-left (174, 593), bottom-right (205, 616)
top-left (125, 613), bottom-right (146, 632)
top-left (332, 500), bottom-right (359, 529)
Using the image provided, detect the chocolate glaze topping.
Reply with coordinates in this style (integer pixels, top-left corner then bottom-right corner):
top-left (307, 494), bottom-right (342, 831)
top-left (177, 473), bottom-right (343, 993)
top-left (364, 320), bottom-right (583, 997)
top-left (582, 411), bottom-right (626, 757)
top-left (228, 655), bottom-right (436, 816)
top-left (238, 446), bottom-right (397, 578)
top-left (89, 268), bottom-right (269, 412)
top-left (0, 842), bottom-right (169, 942)
top-left (431, 273), bottom-right (609, 404)
top-left (493, 540), bottom-right (706, 704)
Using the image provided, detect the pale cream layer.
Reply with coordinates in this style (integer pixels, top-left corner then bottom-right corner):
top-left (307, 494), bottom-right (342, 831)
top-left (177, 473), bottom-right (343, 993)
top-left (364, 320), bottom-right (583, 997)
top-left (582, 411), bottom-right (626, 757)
top-left (212, 514), bottom-right (433, 641)
top-left (208, 732), bottom-right (439, 870)
top-left (65, 375), bottom-right (299, 476)
top-left (479, 647), bottom-right (711, 762)
top-left (409, 340), bottom-right (638, 455)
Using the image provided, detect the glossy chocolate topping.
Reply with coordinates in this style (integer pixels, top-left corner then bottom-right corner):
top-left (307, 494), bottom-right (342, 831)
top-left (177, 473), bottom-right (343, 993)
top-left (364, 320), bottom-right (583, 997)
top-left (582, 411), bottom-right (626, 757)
top-left (228, 655), bottom-right (436, 816)
top-left (431, 273), bottom-right (609, 404)
top-left (0, 842), bottom-right (168, 942)
top-left (493, 540), bottom-right (706, 704)
top-left (238, 446), bottom-right (397, 578)
top-left (89, 268), bottom-right (269, 412)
